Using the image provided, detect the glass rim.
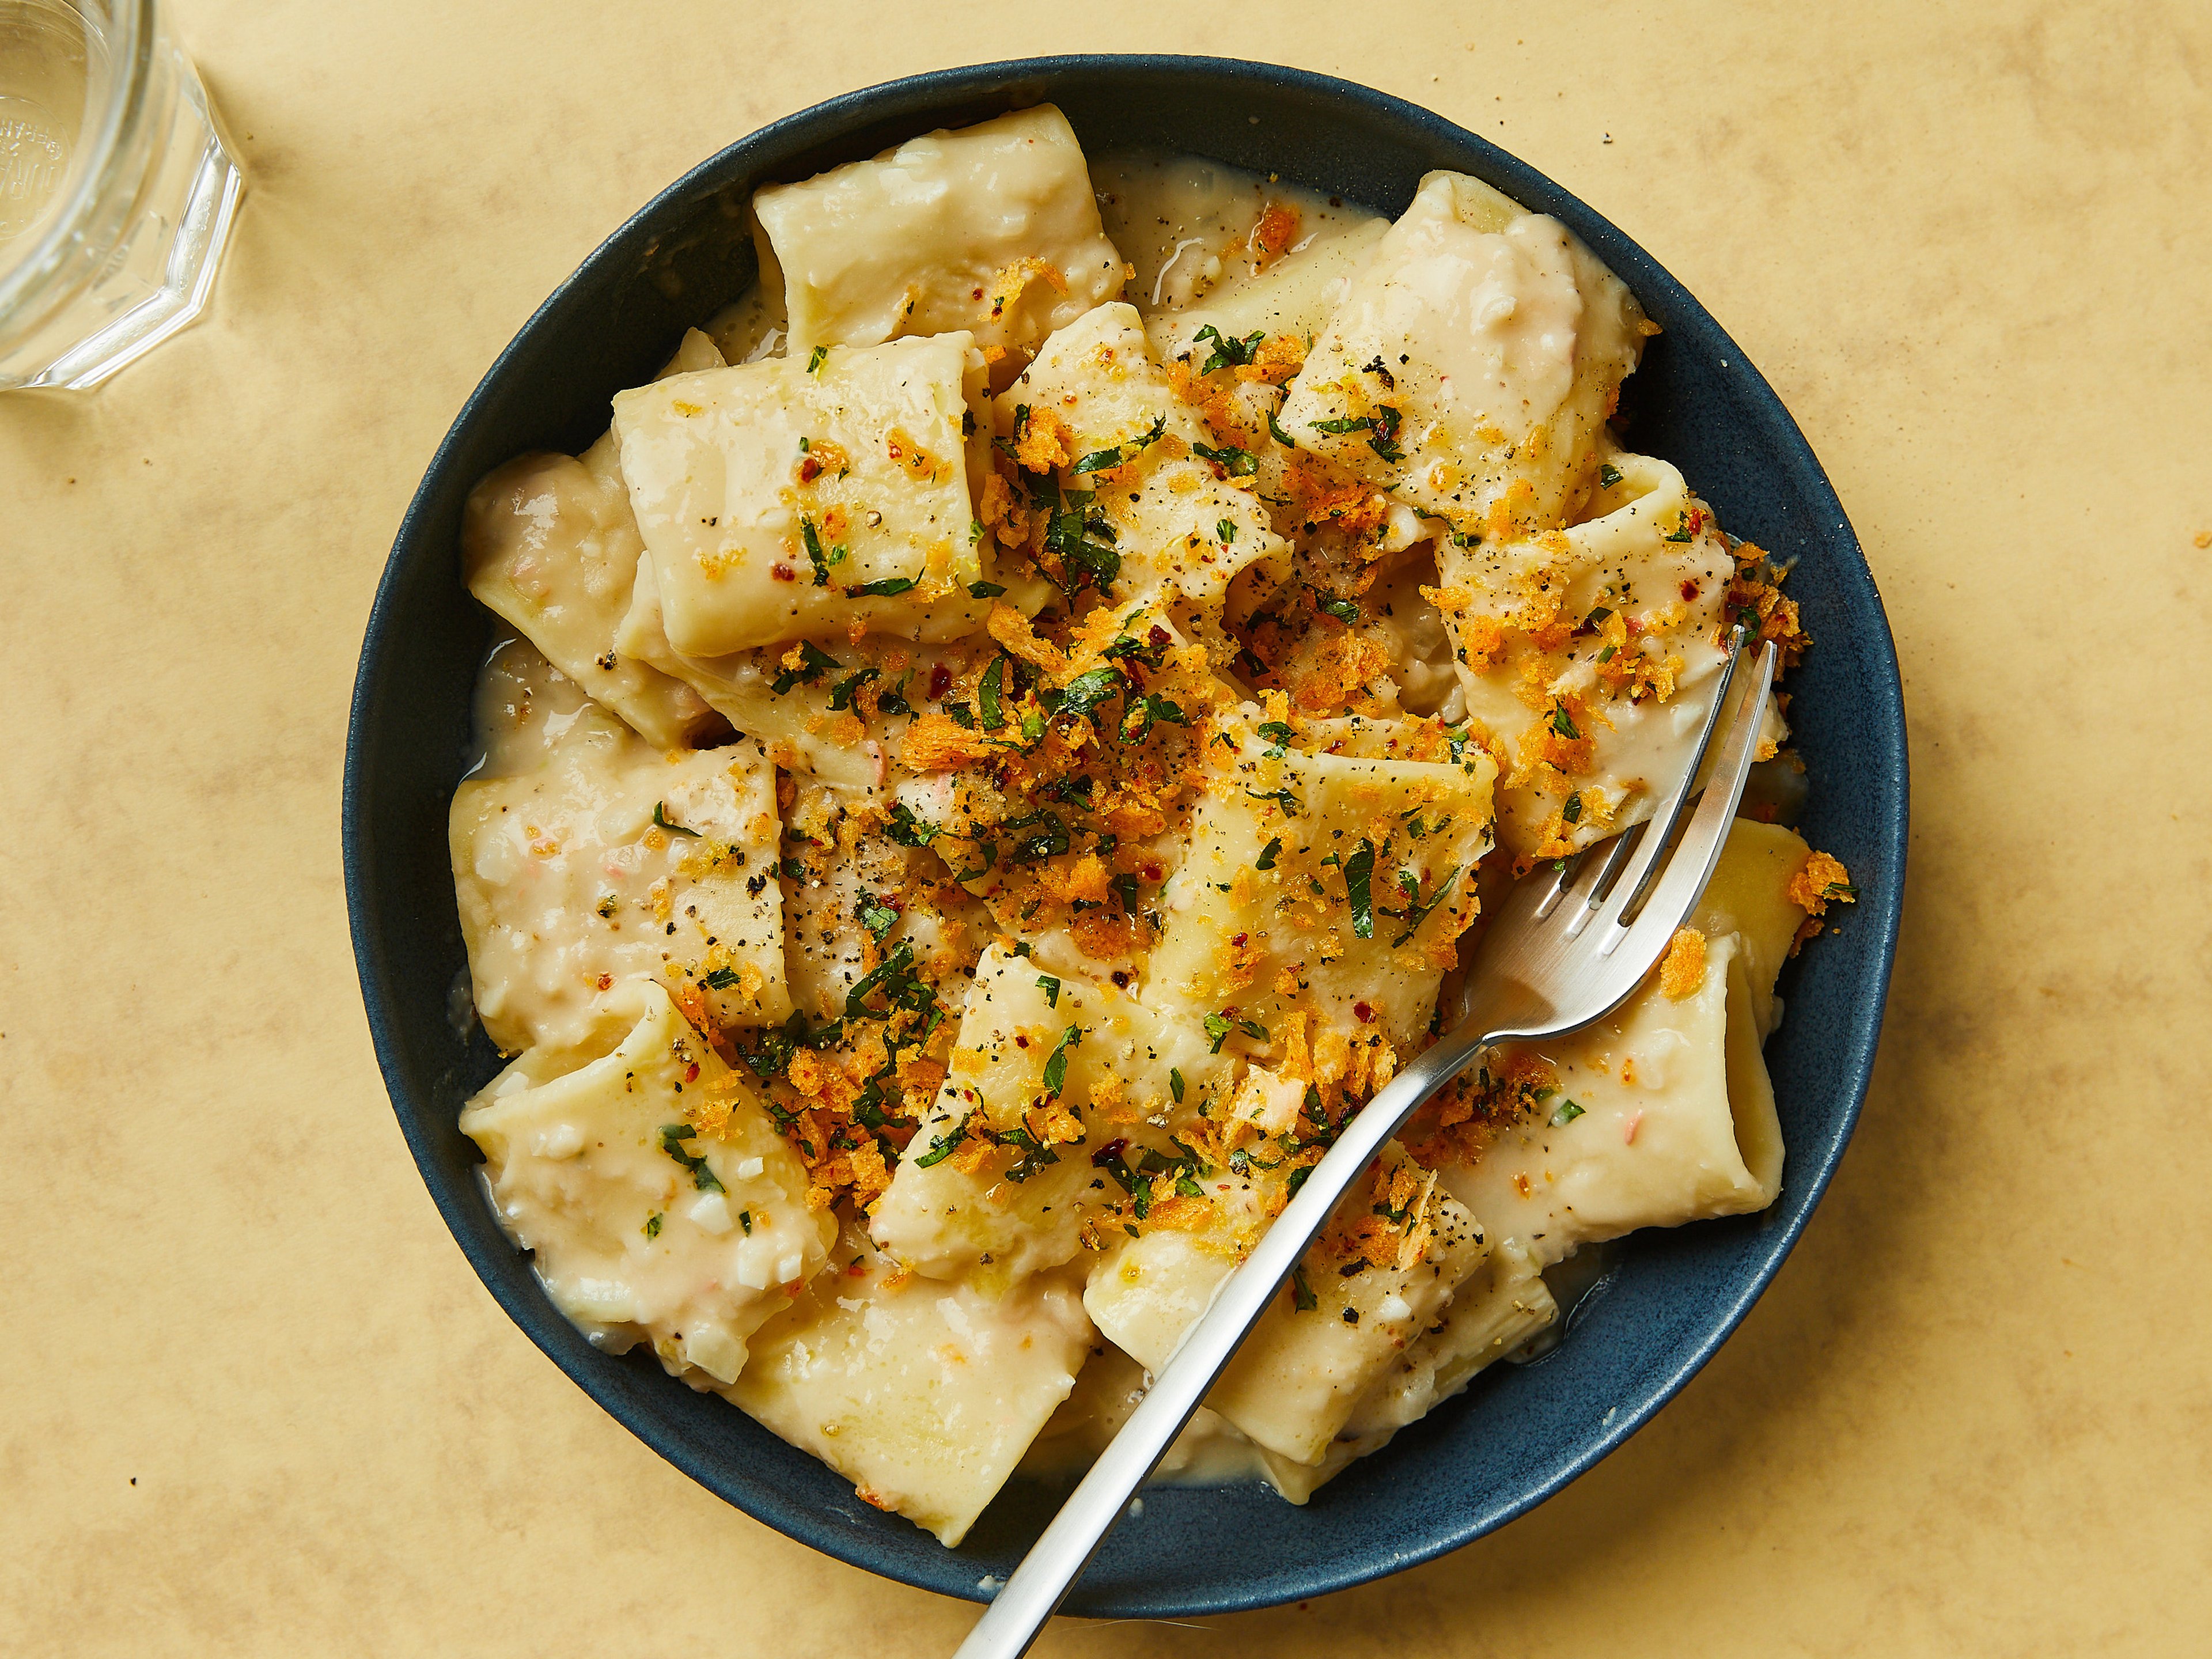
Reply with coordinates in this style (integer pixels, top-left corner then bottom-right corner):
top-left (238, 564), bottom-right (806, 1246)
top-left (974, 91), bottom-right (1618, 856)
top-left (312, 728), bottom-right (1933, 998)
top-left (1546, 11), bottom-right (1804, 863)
top-left (0, 0), bottom-right (161, 327)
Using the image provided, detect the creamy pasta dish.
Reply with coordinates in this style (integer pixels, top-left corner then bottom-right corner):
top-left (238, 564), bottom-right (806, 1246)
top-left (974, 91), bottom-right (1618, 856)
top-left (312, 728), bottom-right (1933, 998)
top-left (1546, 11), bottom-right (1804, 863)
top-left (449, 105), bottom-right (1856, 1544)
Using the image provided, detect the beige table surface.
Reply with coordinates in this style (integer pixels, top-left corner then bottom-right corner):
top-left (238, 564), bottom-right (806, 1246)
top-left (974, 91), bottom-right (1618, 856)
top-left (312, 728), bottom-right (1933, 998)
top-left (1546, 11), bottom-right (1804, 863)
top-left (4, 1), bottom-right (2208, 1653)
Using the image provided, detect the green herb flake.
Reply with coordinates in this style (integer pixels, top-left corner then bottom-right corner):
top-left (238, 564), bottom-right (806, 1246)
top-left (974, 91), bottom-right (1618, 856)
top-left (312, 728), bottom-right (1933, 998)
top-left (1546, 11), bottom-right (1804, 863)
top-left (1599, 462), bottom-right (1624, 488)
top-left (847, 576), bottom-right (918, 597)
top-left (1169, 1067), bottom-right (1185, 1104)
top-left (770, 640), bottom-right (839, 695)
top-left (1344, 839), bottom-right (1376, 940)
top-left (1071, 412), bottom-right (1168, 475)
top-left (653, 802), bottom-right (702, 838)
top-left (912, 1120), bottom-right (967, 1168)
top-left (1267, 406), bottom-right (1298, 449)
top-left (1040, 1024), bottom-right (1082, 1095)
top-left (1194, 442), bottom-right (1257, 478)
top-left (1550, 1099), bottom-right (1586, 1127)
top-left (1562, 792), bottom-right (1583, 824)
top-left (859, 899), bottom-right (900, 940)
top-left (805, 344), bottom-right (828, 374)
top-left (1037, 975), bottom-right (1062, 1008)
top-left (657, 1123), bottom-right (725, 1194)
top-left (1291, 1264), bottom-right (1317, 1313)
top-left (1192, 324), bottom-right (1266, 375)
top-left (702, 966), bottom-right (741, 990)
top-left (643, 1213), bottom-right (662, 1239)
top-left (1256, 836), bottom-right (1283, 872)
top-left (1548, 703), bottom-right (1582, 741)
top-left (968, 579), bottom-right (1007, 599)
top-left (1204, 1012), bottom-right (1233, 1054)
top-left (979, 657), bottom-right (1006, 729)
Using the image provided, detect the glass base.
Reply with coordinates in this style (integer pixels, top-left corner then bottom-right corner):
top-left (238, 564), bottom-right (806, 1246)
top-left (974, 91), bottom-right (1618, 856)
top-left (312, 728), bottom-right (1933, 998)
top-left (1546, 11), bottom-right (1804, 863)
top-left (14, 129), bottom-right (241, 389)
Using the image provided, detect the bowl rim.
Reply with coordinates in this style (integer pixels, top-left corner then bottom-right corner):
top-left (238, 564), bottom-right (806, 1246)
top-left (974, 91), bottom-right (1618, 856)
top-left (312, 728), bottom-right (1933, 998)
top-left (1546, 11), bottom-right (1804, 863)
top-left (345, 51), bottom-right (1907, 1617)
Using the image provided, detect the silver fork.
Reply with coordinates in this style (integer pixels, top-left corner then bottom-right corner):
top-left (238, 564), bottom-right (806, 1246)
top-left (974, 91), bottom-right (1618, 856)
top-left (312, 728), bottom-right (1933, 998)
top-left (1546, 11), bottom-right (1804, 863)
top-left (955, 630), bottom-right (1780, 1659)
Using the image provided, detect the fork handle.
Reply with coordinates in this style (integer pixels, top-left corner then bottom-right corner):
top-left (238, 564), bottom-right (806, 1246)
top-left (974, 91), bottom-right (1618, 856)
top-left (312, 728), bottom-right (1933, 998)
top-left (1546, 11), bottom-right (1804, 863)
top-left (952, 1017), bottom-right (1498, 1659)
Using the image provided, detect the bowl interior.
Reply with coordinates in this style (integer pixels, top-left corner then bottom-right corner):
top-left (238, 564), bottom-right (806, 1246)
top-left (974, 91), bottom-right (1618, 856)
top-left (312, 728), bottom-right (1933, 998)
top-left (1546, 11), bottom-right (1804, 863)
top-left (344, 55), bottom-right (1906, 1619)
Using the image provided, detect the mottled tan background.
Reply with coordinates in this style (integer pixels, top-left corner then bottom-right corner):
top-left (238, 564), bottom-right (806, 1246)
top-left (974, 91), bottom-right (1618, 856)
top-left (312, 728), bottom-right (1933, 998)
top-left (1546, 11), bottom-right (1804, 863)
top-left (3, 1), bottom-right (2207, 1654)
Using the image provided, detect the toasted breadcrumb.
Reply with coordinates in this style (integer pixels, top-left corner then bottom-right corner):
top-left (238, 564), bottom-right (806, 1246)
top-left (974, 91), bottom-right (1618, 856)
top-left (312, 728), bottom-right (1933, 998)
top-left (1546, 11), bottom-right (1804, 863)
top-left (1658, 927), bottom-right (1707, 999)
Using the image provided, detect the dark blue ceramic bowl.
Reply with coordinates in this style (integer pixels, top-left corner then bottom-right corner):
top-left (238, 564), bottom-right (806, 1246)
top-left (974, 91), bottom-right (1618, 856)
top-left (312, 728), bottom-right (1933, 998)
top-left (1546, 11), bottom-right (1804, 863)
top-left (344, 55), bottom-right (1906, 1618)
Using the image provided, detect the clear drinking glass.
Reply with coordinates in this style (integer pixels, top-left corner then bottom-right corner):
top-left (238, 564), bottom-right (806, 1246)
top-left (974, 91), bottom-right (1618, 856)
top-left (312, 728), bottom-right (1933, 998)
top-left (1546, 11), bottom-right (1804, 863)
top-left (0, 0), bottom-right (243, 389)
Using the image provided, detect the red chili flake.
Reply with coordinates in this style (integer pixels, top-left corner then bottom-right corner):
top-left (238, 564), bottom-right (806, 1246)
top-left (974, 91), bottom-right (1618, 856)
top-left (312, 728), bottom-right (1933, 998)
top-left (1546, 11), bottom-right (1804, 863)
top-left (771, 563), bottom-right (796, 582)
top-left (846, 1262), bottom-right (866, 1277)
top-left (1015, 1034), bottom-right (1030, 1048)
top-left (1147, 625), bottom-right (1171, 650)
top-left (1679, 579), bottom-right (1700, 601)
top-left (684, 1063), bottom-right (700, 1083)
top-left (1353, 1001), bottom-right (1375, 1023)
top-left (596, 974), bottom-right (613, 991)
top-left (1142, 864), bottom-right (1163, 882)
top-left (1110, 969), bottom-right (1131, 988)
top-left (1090, 1137), bottom-right (1129, 1168)
top-left (928, 662), bottom-right (953, 700)
top-left (798, 455), bottom-right (824, 483)
top-left (971, 286), bottom-right (984, 300)
top-left (1231, 933), bottom-right (1248, 947)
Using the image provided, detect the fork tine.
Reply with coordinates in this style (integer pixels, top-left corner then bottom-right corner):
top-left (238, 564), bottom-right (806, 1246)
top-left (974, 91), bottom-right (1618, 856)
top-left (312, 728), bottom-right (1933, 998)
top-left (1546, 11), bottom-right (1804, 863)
top-left (1594, 627), bottom-right (1754, 928)
top-left (1599, 638), bottom-right (1778, 960)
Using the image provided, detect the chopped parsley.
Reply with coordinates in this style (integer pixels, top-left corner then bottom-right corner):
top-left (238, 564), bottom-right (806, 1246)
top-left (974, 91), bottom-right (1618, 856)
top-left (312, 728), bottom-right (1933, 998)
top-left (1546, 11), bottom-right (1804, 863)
top-left (653, 802), bottom-right (701, 838)
top-left (702, 966), bottom-right (741, 990)
top-left (1071, 413), bottom-right (1167, 475)
top-left (643, 1213), bottom-right (662, 1239)
top-left (1344, 840), bottom-right (1377, 940)
top-left (1194, 442), bottom-right (1257, 478)
top-left (828, 665), bottom-right (878, 711)
top-left (658, 1124), bottom-right (725, 1194)
top-left (968, 579), bottom-right (1006, 598)
top-left (1040, 1024), bottom-right (1082, 1095)
top-left (884, 801), bottom-right (944, 847)
top-left (1599, 462), bottom-right (1624, 488)
top-left (1550, 1099), bottom-right (1586, 1127)
top-left (1291, 1264), bottom-right (1317, 1313)
top-left (848, 575), bottom-right (918, 597)
top-left (912, 1118), bottom-right (968, 1168)
top-left (1037, 974), bottom-right (1062, 1008)
top-left (805, 345), bottom-right (828, 374)
top-left (1192, 324), bottom-right (1266, 374)
top-left (979, 657), bottom-right (1007, 729)
top-left (1548, 703), bottom-right (1582, 741)
top-left (770, 640), bottom-right (838, 695)
top-left (1256, 836), bottom-right (1282, 872)
top-left (1267, 405), bottom-right (1298, 449)
top-left (1169, 1067), bottom-right (1185, 1104)
top-left (859, 897), bottom-right (900, 940)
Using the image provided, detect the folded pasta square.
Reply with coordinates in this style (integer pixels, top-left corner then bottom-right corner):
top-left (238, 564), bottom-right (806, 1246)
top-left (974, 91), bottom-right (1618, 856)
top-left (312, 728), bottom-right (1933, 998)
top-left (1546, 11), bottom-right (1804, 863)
top-left (993, 302), bottom-right (1288, 632)
top-left (612, 334), bottom-right (995, 657)
top-left (725, 1222), bottom-right (1094, 1547)
top-left (462, 431), bottom-right (715, 749)
top-left (1146, 716), bottom-right (1497, 1049)
top-left (1083, 1142), bottom-right (1490, 1467)
top-left (870, 943), bottom-right (1238, 1284)
top-left (450, 707), bottom-right (789, 1052)
top-left (459, 980), bottom-right (833, 1387)
top-left (1433, 451), bottom-right (1788, 857)
top-left (1435, 931), bottom-right (1785, 1267)
top-left (1276, 169), bottom-right (1646, 533)
top-left (752, 105), bottom-right (1124, 365)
